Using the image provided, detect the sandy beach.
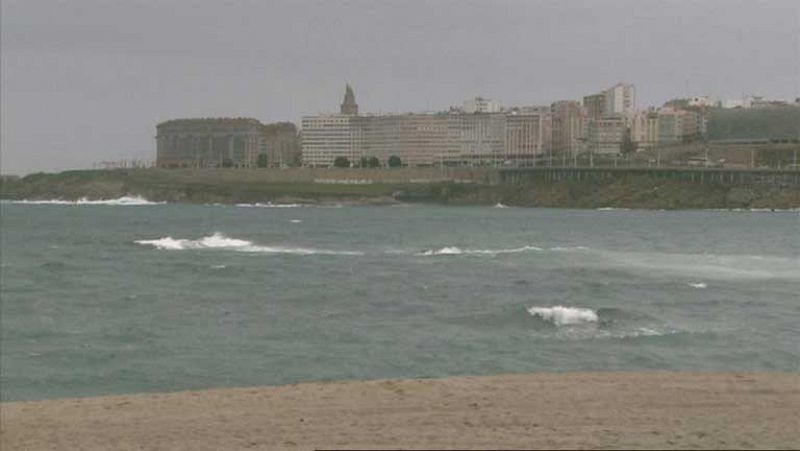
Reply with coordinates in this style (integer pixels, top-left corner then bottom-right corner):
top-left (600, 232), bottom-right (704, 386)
top-left (2, 372), bottom-right (798, 450)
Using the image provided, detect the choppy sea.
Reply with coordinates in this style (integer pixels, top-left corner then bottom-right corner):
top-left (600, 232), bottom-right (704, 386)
top-left (1, 197), bottom-right (798, 401)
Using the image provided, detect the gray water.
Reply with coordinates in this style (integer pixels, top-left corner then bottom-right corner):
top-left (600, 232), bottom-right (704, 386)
top-left (1, 199), bottom-right (798, 401)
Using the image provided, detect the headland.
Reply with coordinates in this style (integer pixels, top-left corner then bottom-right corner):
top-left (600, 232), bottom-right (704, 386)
top-left (2, 167), bottom-right (799, 210)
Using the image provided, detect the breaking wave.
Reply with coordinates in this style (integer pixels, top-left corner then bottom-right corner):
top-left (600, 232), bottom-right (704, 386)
top-left (8, 196), bottom-right (163, 206)
top-left (419, 245), bottom-right (544, 256)
top-left (418, 245), bottom-right (590, 256)
top-left (527, 306), bottom-right (598, 326)
top-left (135, 233), bottom-right (363, 256)
top-left (235, 202), bottom-right (304, 208)
top-left (688, 282), bottom-right (707, 289)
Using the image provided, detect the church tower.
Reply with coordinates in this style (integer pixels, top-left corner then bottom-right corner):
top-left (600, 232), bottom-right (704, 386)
top-left (340, 83), bottom-right (358, 115)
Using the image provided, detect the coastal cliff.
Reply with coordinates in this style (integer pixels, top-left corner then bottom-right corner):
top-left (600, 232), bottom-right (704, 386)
top-left (1, 168), bottom-right (799, 209)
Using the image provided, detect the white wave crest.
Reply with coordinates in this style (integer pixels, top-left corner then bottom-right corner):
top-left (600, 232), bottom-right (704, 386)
top-left (688, 282), bottom-right (707, 289)
top-left (135, 233), bottom-right (363, 256)
top-left (235, 202), bottom-right (304, 208)
top-left (419, 245), bottom-right (543, 256)
top-left (8, 196), bottom-right (163, 206)
top-left (549, 246), bottom-right (589, 252)
top-left (494, 203), bottom-right (508, 208)
top-left (527, 306), bottom-right (598, 326)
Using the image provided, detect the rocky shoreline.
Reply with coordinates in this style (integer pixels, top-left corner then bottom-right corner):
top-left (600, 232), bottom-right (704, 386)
top-left (2, 169), bottom-right (799, 210)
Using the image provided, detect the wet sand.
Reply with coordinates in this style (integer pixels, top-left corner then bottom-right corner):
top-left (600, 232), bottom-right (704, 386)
top-left (2, 372), bottom-right (798, 450)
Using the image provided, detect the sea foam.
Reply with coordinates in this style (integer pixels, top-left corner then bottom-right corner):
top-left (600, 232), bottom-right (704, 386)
top-left (135, 232), bottom-right (363, 256)
top-left (235, 202), bottom-right (304, 208)
top-left (527, 305), bottom-right (598, 326)
top-left (9, 196), bottom-right (163, 206)
top-left (419, 245), bottom-right (544, 256)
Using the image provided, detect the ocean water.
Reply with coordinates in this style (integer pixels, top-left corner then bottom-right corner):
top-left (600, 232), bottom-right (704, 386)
top-left (1, 199), bottom-right (798, 401)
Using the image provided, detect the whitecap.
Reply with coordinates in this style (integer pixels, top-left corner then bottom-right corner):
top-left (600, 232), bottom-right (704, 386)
top-left (688, 282), bottom-right (707, 289)
top-left (419, 245), bottom-right (543, 256)
top-left (135, 232), bottom-right (362, 256)
top-left (527, 305), bottom-right (598, 326)
top-left (8, 196), bottom-right (163, 206)
top-left (235, 202), bottom-right (304, 208)
top-left (494, 203), bottom-right (508, 208)
top-left (290, 219), bottom-right (302, 224)
top-left (549, 246), bottom-right (589, 252)
top-left (420, 246), bottom-right (464, 256)
top-left (596, 207), bottom-right (629, 211)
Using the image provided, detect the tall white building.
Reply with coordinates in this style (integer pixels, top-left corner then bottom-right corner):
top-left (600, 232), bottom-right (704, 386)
top-left (603, 83), bottom-right (636, 117)
top-left (301, 115), bottom-right (360, 167)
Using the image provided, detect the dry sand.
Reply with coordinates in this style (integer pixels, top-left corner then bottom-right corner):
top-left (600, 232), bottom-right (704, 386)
top-left (2, 372), bottom-right (798, 450)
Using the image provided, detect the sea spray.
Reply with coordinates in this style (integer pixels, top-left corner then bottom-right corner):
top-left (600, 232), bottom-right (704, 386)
top-left (419, 245), bottom-right (544, 256)
top-left (527, 306), bottom-right (599, 326)
top-left (135, 232), bottom-right (363, 255)
top-left (9, 196), bottom-right (163, 206)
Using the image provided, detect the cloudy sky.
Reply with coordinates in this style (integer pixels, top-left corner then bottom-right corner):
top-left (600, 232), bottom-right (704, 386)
top-left (2, 0), bottom-right (798, 175)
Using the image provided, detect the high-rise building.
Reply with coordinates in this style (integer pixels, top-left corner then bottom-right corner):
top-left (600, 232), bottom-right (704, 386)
top-left (588, 117), bottom-right (626, 154)
top-left (657, 107), bottom-right (685, 144)
top-left (583, 93), bottom-right (606, 119)
top-left (631, 110), bottom-right (659, 149)
top-left (604, 83), bottom-right (636, 117)
top-left (301, 85), bottom-right (363, 167)
top-left (551, 101), bottom-right (588, 158)
top-left (302, 86), bottom-right (561, 167)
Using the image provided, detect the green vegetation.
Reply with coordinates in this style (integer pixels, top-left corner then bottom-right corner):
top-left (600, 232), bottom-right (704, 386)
top-left (256, 153), bottom-right (268, 168)
top-left (388, 155), bottom-right (402, 168)
top-left (333, 157), bottom-right (350, 168)
top-left (359, 156), bottom-right (380, 168)
top-left (708, 107), bottom-right (800, 141)
top-left (2, 168), bottom-right (798, 209)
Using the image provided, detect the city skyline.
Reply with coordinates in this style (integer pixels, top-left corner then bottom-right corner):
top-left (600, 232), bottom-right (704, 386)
top-left (2, 0), bottom-right (799, 174)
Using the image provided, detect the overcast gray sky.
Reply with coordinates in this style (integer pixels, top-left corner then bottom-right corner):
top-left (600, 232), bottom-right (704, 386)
top-left (2, 0), bottom-right (798, 175)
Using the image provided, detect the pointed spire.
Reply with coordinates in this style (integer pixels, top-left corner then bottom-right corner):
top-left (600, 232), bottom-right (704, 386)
top-left (340, 83), bottom-right (358, 115)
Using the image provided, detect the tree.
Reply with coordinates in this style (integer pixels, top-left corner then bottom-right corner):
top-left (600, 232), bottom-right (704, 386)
top-left (333, 156), bottom-right (350, 168)
top-left (367, 156), bottom-right (380, 168)
top-left (388, 155), bottom-right (402, 168)
top-left (221, 158), bottom-right (234, 168)
top-left (256, 153), bottom-right (268, 168)
top-left (620, 128), bottom-right (637, 155)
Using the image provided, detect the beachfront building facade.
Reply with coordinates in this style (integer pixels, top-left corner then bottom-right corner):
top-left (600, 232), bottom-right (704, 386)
top-left (301, 86), bottom-right (557, 167)
top-left (588, 117), bottom-right (627, 155)
top-left (631, 110), bottom-right (660, 149)
top-left (551, 101), bottom-right (588, 160)
top-left (504, 107), bottom-right (553, 164)
top-left (155, 118), bottom-right (298, 168)
top-left (604, 83), bottom-right (636, 117)
top-left (301, 115), bottom-right (361, 167)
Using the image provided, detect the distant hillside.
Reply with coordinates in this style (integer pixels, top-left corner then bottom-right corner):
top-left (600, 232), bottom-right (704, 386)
top-left (707, 107), bottom-right (800, 141)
